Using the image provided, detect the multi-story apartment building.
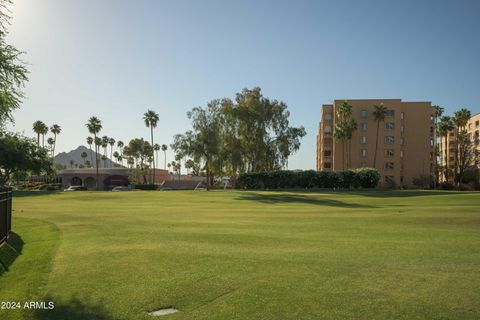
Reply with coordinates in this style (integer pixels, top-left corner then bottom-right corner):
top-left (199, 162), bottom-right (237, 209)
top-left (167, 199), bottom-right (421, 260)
top-left (316, 99), bottom-right (435, 187)
top-left (439, 112), bottom-right (480, 178)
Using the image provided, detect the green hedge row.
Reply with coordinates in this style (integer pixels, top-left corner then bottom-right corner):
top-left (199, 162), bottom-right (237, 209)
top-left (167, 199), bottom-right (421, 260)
top-left (132, 184), bottom-right (157, 190)
top-left (235, 168), bottom-right (380, 189)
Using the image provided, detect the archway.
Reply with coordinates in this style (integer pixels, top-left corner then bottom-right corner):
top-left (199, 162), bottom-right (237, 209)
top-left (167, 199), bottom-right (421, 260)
top-left (70, 176), bottom-right (82, 186)
top-left (84, 177), bottom-right (96, 189)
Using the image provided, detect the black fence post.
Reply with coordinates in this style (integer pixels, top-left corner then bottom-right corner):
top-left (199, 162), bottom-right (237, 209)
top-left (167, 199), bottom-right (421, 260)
top-left (0, 187), bottom-right (12, 246)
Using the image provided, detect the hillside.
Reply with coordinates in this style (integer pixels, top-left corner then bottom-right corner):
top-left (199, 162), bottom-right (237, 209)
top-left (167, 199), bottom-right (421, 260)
top-left (54, 145), bottom-right (117, 169)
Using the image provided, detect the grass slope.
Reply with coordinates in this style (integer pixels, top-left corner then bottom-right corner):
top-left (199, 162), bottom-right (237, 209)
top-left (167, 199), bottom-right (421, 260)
top-left (0, 190), bottom-right (479, 319)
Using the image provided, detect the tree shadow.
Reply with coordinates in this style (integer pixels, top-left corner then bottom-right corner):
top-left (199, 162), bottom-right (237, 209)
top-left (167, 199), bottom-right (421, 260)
top-left (0, 232), bottom-right (24, 275)
top-left (343, 190), bottom-right (479, 198)
top-left (32, 297), bottom-right (112, 320)
top-left (235, 193), bottom-right (377, 208)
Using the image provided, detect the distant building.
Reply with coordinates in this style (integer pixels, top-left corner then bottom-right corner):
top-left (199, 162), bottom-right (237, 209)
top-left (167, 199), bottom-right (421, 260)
top-left (316, 99), bottom-right (435, 187)
top-left (57, 168), bottom-right (170, 190)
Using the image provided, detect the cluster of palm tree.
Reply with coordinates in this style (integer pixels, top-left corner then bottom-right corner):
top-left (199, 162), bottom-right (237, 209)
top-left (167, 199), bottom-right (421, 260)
top-left (32, 121), bottom-right (61, 158)
top-left (436, 107), bottom-right (474, 185)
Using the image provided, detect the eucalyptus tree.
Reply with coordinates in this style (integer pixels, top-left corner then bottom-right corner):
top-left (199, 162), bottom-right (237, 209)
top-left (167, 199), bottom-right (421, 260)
top-left (372, 104), bottom-right (387, 168)
top-left (50, 124), bottom-right (61, 157)
top-left (0, 0), bottom-right (28, 126)
top-left (143, 110), bottom-right (159, 184)
top-left (453, 108), bottom-right (471, 183)
top-left (86, 116), bottom-right (102, 189)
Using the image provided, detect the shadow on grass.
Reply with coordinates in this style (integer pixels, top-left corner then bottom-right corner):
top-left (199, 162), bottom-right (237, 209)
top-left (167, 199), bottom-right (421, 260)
top-left (235, 193), bottom-right (377, 208)
top-left (0, 232), bottom-right (24, 275)
top-left (13, 190), bottom-right (59, 198)
top-left (33, 297), bottom-right (112, 320)
top-left (343, 190), bottom-right (479, 198)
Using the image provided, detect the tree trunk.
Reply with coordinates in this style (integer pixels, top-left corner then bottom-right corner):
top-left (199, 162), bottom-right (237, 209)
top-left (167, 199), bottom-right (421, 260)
top-left (151, 127), bottom-right (155, 185)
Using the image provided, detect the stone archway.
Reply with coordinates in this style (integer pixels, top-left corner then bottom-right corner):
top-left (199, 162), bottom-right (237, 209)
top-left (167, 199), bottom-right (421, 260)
top-left (84, 176), bottom-right (96, 189)
top-left (71, 176), bottom-right (82, 186)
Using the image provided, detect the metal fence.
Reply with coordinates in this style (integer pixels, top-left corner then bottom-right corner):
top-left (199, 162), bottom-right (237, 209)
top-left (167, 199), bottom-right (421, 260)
top-left (0, 187), bottom-right (13, 246)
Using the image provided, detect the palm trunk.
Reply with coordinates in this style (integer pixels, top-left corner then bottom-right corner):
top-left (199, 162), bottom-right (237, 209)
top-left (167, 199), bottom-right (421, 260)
top-left (89, 146), bottom-right (93, 168)
top-left (444, 135), bottom-right (449, 183)
top-left (151, 127), bottom-right (155, 185)
top-left (164, 151), bottom-right (166, 170)
top-left (53, 134), bottom-right (57, 157)
top-left (94, 134), bottom-right (99, 190)
top-left (373, 121), bottom-right (380, 168)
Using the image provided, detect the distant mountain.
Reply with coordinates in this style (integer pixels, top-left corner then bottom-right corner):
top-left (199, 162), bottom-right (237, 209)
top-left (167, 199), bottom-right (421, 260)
top-left (54, 145), bottom-right (117, 169)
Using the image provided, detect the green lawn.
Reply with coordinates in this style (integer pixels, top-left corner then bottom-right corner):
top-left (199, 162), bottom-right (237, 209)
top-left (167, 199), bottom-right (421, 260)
top-left (1, 190), bottom-right (480, 320)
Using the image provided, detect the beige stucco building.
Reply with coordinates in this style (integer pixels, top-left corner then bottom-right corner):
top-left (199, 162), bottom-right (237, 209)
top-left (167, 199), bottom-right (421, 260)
top-left (316, 99), bottom-right (435, 187)
top-left (439, 112), bottom-right (480, 178)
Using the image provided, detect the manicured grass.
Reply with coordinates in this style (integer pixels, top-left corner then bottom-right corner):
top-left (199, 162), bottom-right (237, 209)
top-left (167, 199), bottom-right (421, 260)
top-left (1, 190), bottom-right (480, 319)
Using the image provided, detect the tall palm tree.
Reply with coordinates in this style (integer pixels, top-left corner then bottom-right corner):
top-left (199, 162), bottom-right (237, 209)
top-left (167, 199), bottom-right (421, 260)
top-left (32, 120), bottom-right (45, 146)
top-left (154, 144), bottom-right (160, 169)
top-left (117, 140), bottom-right (124, 166)
top-left (50, 124), bottom-right (61, 157)
top-left (101, 136), bottom-right (109, 168)
top-left (108, 137), bottom-right (116, 168)
top-left (40, 123), bottom-right (48, 148)
top-left (80, 151), bottom-right (88, 165)
top-left (432, 105), bottom-right (444, 188)
top-left (438, 116), bottom-right (454, 183)
top-left (86, 116), bottom-right (103, 190)
top-left (143, 110), bottom-right (160, 184)
top-left (47, 137), bottom-right (55, 157)
top-left (86, 137), bottom-right (94, 167)
top-left (372, 104), bottom-right (387, 168)
top-left (161, 144), bottom-right (168, 170)
top-left (452, 108), bottom-right (471, 184)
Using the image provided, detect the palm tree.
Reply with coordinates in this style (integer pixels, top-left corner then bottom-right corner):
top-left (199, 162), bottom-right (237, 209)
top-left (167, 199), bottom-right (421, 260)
top-left (50, 124), bottom-right (61, 157)
top-left (452, 108), bottom-right (471, 184)
top-left (47, 137), bottom-right (55, 157)
top-left (101, 136), bottom-right (109, 168)
top-left (154, 144), bottom-right (161, 169)
top-left (113, 151), bottom-right (120, 166)
top-left (372, 104), bottom-right (387, 168)
top-left (438, 116), bottom-right (454, 183)
top-left (40, 123), bottom-right (48, 148)
top-left (117, 140), bottom-right (124, 166)
top-left (69, 159), bottom-right (74, 169)
top-left (161, 144), bottom-right (168, 170)
top-left (80, 151), bottom-right (88, 165)
top-left (86, 116), bottom-right (102, 189)
top-left (143, 110), bottom-right (159, 184)
top-left (86, 137), bottom-right (94, 167)
top-left (32, 121), bottom-right (45, 146)
top-left (432, 105), bottom-right (444, 188)
top-left (108, 137), bottom-right (116, 168)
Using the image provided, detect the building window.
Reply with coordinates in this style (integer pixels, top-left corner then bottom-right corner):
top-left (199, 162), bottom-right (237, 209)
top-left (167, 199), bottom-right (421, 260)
top-left (385, 136), bottom-right (395, 144)
top-left (324, 113), bottom-right (332, 121)
top-left (385, 162), bottom-right (394, 170)
top-left (400, 125), bottom-right (404, 133)
top-left (430, 138), bottom-right (434, 146)
top-left (324, 162), bottom-right (331, 169)
top-left (361, 109), bottom-right (368, 117)
top-left (385, 149), bottom-right (394, 157)
top-left (400, 176), bottom-right (404, 183)
top-left (400, 138), bottom-right (405, 145)
top-left (430, 126), bottom-right (434, 134)
top-left (476, 120), bottom-right (479, 127)
top-left (360, 123), bottom-right (367, 131)
top-left (361, 149), bottom-right (367, 157)
top-left (385, 122), bottom-right (395, 130)
top-left (360, 136), bottom-right (367, 144)
top-left (400, 150), bottom-right (404, 158)
top-left (324, 125), bottom-right (332, 133)
top-left (401, 112), bottom-right (404, 120)
top-left (386, 110), bottom-right (395, 117)
top-left (384, 176), bottom-right (394, 183)
top-left (323, 150), bottom-right (332, 157)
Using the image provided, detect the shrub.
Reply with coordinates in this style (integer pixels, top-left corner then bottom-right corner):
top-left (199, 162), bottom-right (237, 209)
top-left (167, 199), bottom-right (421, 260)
top-left (412, 174), bottom-right (433, 189)
top-left (132, 184), bottom-right (157, 190)
top-left (439, 182), bottom-right (455, 190)
top-left (235, 168), bottom-right (380, 190)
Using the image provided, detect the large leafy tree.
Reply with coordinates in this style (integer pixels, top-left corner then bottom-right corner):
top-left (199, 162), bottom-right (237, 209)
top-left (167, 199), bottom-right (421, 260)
top-left (0, 0), bottom-right (28, 127)
top-left (0, 132), bottom-right (52, 185)
top-left (143, 110), bottom-right (159, 184)
top-left (86, 116), bottom-right (102, 189)
top-left (123, 138), bottom-right (152, 183)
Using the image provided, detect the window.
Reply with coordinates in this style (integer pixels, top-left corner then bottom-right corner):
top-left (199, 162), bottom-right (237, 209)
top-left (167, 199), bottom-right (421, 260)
top-left (324, 113), bottom-right (332, 121)
top-left (361, 109), bottom-right (368, 117)
top-left (476, 120), bottom-right (479, 127)
top-left (324, 125), bottom-right (332, 133)
top-left (400, 138), bottom-right (405, 145)
top-left (430, 138), bottom-right (434, 146)
top-left (430, 127), bottom-right (434, 134)
top-left (324, 162), bottom-right (331, 169)
top-left (361, 149), bottom-right (367, 157)
top-left (401, 112), bottom-right (404, 120)
top-left (400, 125), bottom-right (404, 133)
top-left (385, 149), bottom-right (394, 157)
top-left (323, 150), bottom-right (332, 157)
top-left (385, 136), bottom-right (395, 144)
top-left (386, 110), bottom-right (395, 117)
top-left (360, 136), bottom-right (367, 144)
top-left (400, 151), bottom-right (404, 158)
top-left (385, 162), bottom-right (394, 170)
top-left (385, 122), bottom-right (395, 130)
top-left (400, 176), bottom-right (404, 184)
top-left (384, 176), bottom-right (394, 183)
top-left (360, 123), bottom-right (367, 131)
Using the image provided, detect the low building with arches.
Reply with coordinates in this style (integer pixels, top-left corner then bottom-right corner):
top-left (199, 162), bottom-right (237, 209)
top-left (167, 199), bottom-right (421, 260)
top-left (58, 168), bottom-right (170, 190)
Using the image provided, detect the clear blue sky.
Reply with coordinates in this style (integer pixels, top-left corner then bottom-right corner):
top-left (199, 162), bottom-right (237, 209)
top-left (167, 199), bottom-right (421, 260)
top-left (6, 0), bottom-right (480, 170)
